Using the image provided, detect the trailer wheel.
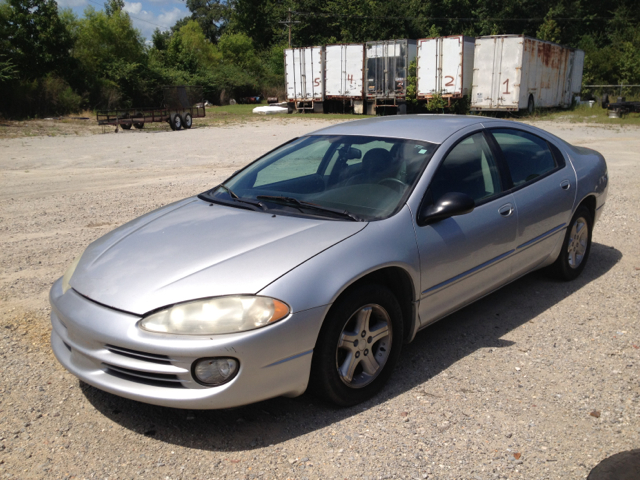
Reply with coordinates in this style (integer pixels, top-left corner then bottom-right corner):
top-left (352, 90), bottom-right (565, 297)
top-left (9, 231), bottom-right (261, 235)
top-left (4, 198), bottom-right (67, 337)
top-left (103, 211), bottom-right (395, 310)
top-left (527, 95), bottom-right (535, 115)
top-left (601, 94), bottom-right (609, 109)
top-left (121, 122), bottom-right (132, 130)
top-left (183, 113), bottom-right (192, 129)
top-left (133, 112), bottom-right (144, 129)
top-left (172, 114), bottom-right (183, 131)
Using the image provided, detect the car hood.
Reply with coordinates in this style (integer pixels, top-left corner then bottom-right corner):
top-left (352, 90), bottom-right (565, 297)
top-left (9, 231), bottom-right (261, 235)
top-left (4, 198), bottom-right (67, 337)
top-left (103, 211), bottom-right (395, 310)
top-left (70, 198), bottom-right (366, 315)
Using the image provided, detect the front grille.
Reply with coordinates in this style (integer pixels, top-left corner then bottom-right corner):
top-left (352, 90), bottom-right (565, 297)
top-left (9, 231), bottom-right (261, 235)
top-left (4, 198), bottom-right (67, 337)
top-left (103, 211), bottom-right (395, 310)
top-left (105, 344), bottom-right (172, 365)
top-left (102, 363), bottom-right (185, 388)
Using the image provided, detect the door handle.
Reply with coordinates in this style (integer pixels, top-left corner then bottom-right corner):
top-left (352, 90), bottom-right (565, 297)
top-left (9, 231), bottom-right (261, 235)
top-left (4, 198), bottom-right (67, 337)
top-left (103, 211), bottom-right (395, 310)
top-left (498, 203), bottom-right (514, 217)
top-left (560, 180), bottom-right (571, 190)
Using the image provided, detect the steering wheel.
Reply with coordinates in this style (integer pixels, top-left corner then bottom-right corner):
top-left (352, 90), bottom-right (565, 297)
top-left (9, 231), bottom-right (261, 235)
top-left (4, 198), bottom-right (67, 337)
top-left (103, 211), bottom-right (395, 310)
top-left (377, 177), bottom-right (407, 193)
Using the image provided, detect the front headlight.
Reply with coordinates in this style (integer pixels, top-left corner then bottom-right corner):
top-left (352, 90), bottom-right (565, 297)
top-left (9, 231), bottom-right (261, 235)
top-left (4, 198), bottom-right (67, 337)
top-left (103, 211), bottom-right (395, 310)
top-left (139, 296), bottom-right (290, 335)
top-left (61, 252), bottom-right (84, 294)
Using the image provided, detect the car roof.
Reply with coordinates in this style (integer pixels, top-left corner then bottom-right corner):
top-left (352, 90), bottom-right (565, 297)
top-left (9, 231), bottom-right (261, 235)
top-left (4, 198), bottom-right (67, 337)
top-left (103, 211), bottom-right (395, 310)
top-left (307, 114), bottom-right (504, 144)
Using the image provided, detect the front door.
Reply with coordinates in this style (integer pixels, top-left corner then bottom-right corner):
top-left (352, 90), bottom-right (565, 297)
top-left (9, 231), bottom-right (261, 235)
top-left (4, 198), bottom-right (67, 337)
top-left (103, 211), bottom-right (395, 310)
top-left (414, 131), bottom-right (518, 326)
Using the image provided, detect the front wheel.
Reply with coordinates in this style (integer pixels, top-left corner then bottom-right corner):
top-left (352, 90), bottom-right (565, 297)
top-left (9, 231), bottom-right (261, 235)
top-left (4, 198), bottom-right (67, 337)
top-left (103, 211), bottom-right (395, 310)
top-left (310, 284), bottom-right (403, 406)
top-left (548, 205), bottom-right (593, 281)
top-left (171, 114), bottom-right (183, 131)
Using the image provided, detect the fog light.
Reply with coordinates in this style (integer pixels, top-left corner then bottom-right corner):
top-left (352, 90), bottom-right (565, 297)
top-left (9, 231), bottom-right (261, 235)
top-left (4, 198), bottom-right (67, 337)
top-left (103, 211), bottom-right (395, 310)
top-left (192, 357), bottom-right (239, 386)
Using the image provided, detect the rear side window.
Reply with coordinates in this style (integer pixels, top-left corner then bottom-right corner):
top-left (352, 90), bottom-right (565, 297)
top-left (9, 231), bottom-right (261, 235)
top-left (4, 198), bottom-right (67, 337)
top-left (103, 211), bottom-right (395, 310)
top-left (490, 129), bottom-right (558, 187)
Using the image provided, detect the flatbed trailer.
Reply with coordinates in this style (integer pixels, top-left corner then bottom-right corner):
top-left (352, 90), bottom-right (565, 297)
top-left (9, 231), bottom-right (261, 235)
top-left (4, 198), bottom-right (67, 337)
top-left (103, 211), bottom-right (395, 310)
top-left (97, 106), bottom-right (205, 131)
top-left (96, 86), bottom-right (205, 131)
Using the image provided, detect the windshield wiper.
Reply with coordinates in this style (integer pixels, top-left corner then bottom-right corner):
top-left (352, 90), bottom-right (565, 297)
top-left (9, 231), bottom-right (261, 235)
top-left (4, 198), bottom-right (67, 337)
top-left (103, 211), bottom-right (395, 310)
top-left (209, 185), bottom-right (266, 210)
top-left (256, 195), bottom-right (361, 221)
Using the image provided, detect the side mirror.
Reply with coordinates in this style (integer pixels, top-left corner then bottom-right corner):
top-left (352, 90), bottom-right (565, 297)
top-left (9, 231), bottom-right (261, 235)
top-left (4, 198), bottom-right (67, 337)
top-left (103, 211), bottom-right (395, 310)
top-left (419, 192), bottom-right (475, 225)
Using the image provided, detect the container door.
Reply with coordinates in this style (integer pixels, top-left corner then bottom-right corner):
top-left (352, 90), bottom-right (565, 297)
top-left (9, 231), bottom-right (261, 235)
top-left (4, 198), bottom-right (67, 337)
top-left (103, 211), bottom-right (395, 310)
top-left (285, 49), bottom-right (296, 101)
top-left (311, 47), bottom-right (323, 100)
top-left (496, 38), bottom-right (521, 108)
top-left (471, 38), bottom-right (496, 109)
top-left (344, 45), bottom-right (364, 97)
top-left (442, 36), bottom-right (463, 96)
top-left (417, 39), bottom-right (438, 96)
top-left (366, 43), bottom-right (384, 97)
top-left (324, 46), bottom-right (340, 97)
top-left (391, 40), bottom-right (408, 97)
top-left (303, 48), bottom-right (312, 99)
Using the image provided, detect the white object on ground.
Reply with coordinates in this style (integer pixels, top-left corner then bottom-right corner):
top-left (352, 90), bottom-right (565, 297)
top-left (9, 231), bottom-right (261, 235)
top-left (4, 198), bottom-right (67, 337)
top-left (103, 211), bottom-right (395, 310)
top-left (253, 106), bottom-right (288, 115)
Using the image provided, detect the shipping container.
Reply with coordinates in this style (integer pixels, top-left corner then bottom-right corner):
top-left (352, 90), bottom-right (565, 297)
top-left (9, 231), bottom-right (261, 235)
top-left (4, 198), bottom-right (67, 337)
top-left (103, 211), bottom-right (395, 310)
top-left (416, 36), bottom-right (475, 103)
top-left (471, 35), bottom-right (584, 112)
top-left (285, 46), bottom-right (324, 112)
top-left (365, 39), bottom-right (417, 114)
top-left (324, 44), bottom-right (365, 113)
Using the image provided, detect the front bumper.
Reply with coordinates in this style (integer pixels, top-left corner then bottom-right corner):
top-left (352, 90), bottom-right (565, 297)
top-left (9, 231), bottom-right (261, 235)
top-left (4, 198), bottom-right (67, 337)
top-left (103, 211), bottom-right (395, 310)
top-left (50, 279), bottom-right (326, 409)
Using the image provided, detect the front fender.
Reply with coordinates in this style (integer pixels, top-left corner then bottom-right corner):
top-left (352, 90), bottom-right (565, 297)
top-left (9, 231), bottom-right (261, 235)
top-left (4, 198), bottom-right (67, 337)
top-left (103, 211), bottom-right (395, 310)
top-left (258, 205), bottom-right (422, 341)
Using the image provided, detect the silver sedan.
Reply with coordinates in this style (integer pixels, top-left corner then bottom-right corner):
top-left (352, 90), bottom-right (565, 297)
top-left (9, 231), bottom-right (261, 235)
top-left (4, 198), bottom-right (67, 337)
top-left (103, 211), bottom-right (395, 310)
top-left (50, 115), bottom-right (608, 408)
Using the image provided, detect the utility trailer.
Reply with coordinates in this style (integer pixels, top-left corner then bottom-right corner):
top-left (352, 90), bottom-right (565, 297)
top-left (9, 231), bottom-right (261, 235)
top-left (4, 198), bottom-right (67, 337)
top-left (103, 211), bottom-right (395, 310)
top-left (470, 35), bottom-right (584, 113)
top-left (285, 47), bottom-right (325, 113)
top-left (365, 39), bottom-right (417, 115)
top-left (96, 86), bottom-right (205, 131)
top-left (324, 44), bottom-right (365, 114)
top-left (602, 95), bottom-right (640, 118)
top-left (416, 36), bottom-right (475, 106)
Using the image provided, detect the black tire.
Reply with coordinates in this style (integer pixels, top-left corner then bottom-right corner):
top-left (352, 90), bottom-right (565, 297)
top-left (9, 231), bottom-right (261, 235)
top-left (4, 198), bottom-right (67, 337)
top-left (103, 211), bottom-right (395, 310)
top-left (548, 205), bottom-right (593, 281)
top-left (133, 112), bottom-right (144, 129)
top-left (120, 122), bottom-right (132, 130)
top-left (172, 114), bottom-right (183, 130)
top-left (601, 93), bottom-right (609, 109)
top-left (183, 113), bottom-right (192, 129)
top-left (527, 94), bottom-right (535, 115)
top-left (310, 284), bottom-right (403, 407)
top-left (587, 449), bottom-right (640, 480)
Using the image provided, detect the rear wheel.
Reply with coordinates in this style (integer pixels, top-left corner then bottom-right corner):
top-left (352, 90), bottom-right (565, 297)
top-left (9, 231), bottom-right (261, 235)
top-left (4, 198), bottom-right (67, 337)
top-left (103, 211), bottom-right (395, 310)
top-left (120, 122), bottom-right (132, 130)
top-left (133, 112), bottom-right (144, 129)
top-left (310, 284), bottom-right (403, 406)
top-left (527, 95), bottom-right (535, 115)
top-left (549, 205), bottom-right (593, 281)
top-left (183, 113), bottom-right (192, 129)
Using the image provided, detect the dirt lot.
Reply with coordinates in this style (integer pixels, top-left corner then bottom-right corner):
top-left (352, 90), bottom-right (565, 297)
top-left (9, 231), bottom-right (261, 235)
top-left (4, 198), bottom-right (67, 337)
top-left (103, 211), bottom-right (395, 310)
top-left (0, 117), bottom-right (638, 480)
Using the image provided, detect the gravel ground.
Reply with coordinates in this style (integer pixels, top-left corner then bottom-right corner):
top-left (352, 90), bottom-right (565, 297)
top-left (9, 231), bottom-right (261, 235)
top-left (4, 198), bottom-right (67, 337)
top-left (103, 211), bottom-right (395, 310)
top-left (0, 117), bottom-right (638, 480)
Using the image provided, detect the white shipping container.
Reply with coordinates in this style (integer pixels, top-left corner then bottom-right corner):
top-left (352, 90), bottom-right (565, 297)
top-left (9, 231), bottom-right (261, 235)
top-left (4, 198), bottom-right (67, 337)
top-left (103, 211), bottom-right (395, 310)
top-left (471, 35), bottom-right (584, 112)
top-left (324, 44), bottom-right (364, 99)
top-left (285, 47), bottom-right (324, 102)
top-left (417, 36), bottom-right (475, 99)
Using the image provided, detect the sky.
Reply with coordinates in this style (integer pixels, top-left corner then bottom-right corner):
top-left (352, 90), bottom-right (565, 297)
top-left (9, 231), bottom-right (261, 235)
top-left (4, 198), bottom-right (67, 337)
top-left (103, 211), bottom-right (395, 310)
top-left (54, 0), bottom-right (191, 40)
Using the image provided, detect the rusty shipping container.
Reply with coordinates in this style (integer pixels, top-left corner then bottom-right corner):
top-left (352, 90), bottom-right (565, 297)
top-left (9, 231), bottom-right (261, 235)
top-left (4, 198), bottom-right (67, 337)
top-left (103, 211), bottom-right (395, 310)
top-left (471, 35), bottom-right (584, 112)
top-left (285, 46), bottom-right (325, 112)
top-left (417, 36), bottom-right (475, 101)
top-left (365, 39), bottom-right (417, 114)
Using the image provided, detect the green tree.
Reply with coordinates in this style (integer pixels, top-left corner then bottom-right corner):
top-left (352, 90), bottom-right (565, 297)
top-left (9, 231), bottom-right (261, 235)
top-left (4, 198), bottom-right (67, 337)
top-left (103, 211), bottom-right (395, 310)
top-left (184, 0), bottom-right (229, 42)
top-left (3, 0), bottom-right (74, 80)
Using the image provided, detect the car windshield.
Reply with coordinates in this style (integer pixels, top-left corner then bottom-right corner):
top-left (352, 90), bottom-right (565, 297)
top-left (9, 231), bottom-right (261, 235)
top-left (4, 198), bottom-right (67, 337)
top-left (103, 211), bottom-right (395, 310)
top-left (201, 135), bottom-right (438, 221)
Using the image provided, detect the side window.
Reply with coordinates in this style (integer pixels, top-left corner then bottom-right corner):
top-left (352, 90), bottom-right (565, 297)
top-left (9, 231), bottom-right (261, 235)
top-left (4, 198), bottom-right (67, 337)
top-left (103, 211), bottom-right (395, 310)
top-left (490, 129), bottom-right (557, 187)
top-left (430, 133), bottom-right (502, 204)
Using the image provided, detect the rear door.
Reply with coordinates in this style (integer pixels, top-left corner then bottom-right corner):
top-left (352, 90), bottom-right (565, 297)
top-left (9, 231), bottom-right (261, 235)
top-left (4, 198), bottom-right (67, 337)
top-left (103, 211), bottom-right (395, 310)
top-left (488, 127), bottom-right (576, 277)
